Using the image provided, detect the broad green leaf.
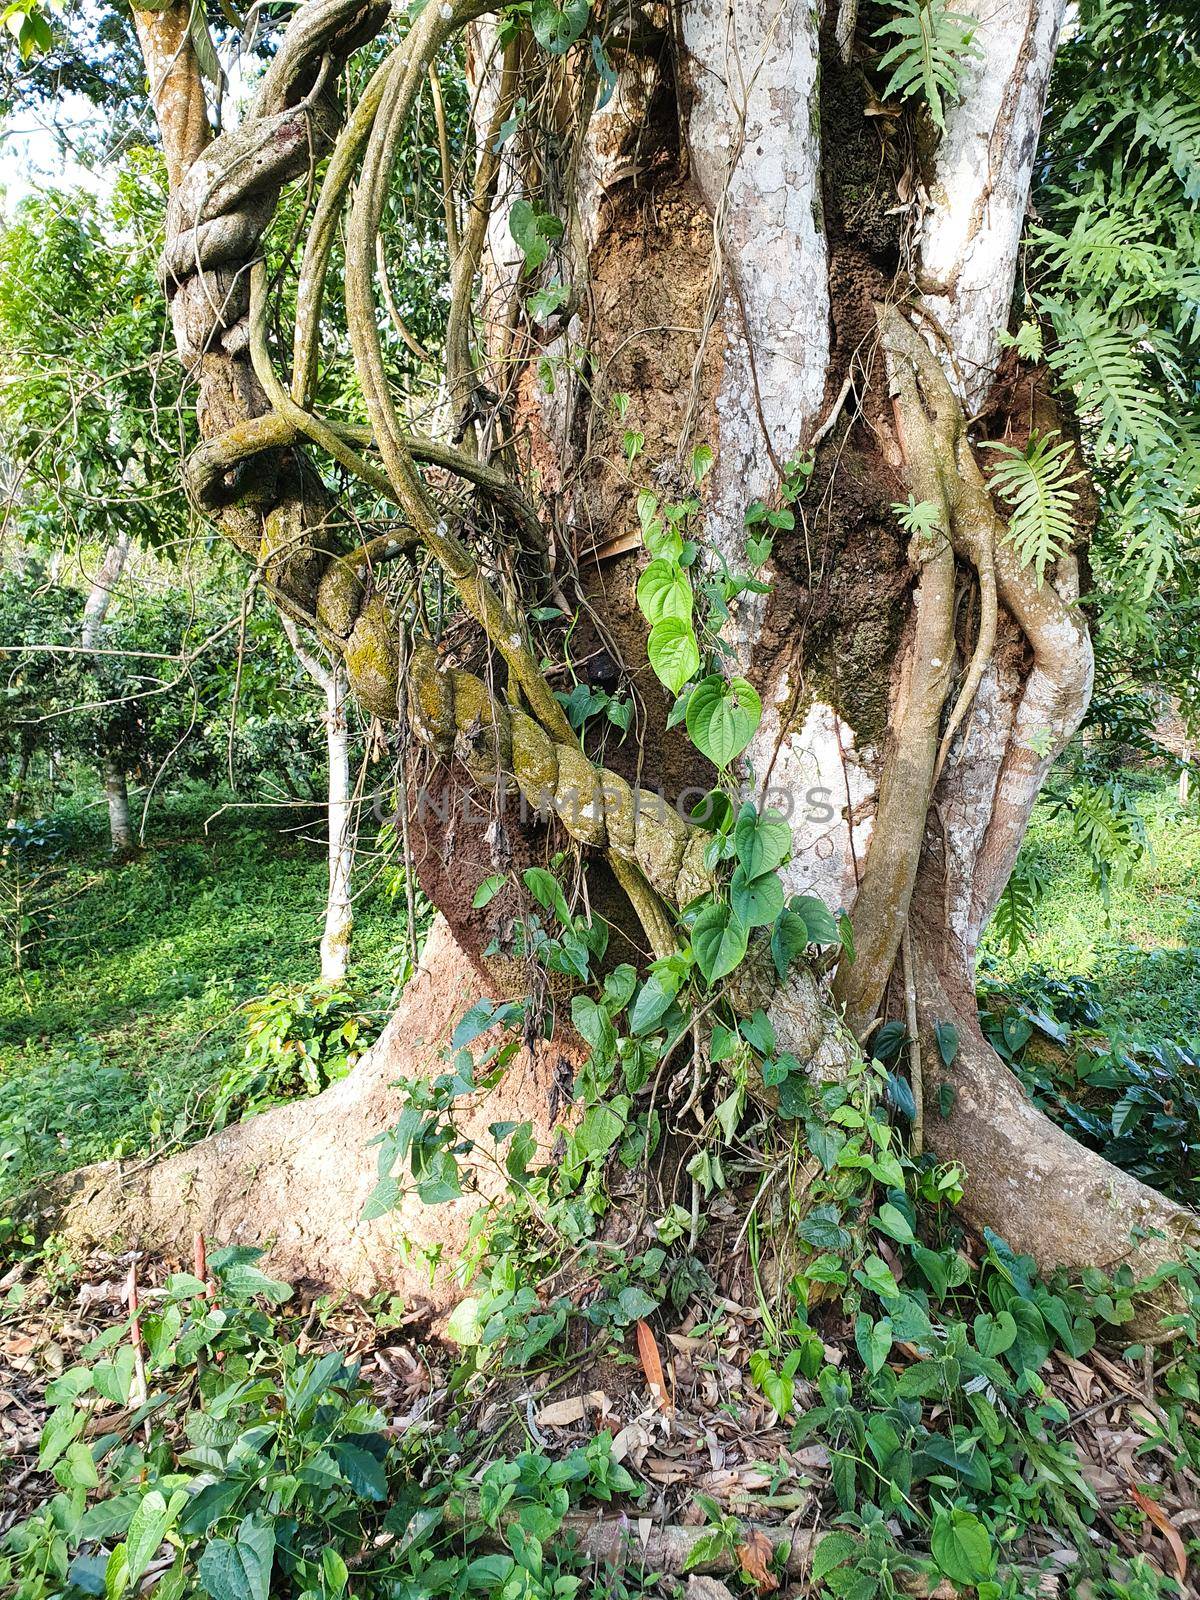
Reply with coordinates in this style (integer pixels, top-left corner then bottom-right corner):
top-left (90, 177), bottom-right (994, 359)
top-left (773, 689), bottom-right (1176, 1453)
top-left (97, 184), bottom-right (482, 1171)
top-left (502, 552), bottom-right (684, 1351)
top-left (508, 198), bottom-right (563, 268)
top-left (730, 864), bottom-right (784, 928)
top-left (789, 893), bottom-right (840, 944)
top-left (874, 1202), bottom-right (917, 1245)
top-left (472, 874), bottom-right (505, 908)
top-left (573, 1102), bottom-right (627, 1159)
top-left (198, 1514), bottom-right (276, 1600)
top-left (333, 1442), bottom-right (387, 1502)
top-left (854, 1313), bottom-right (894, 1376)
top-left (931, 1508), bottom-right (995, 1586)
top-left (733, 803), bottom-right (792, 877)
top-left (691, 901), bottom-right (749, 983)
top-left (811, 1533), bottom-right (860, 1582)
top-left (934, 1020), bottom-right (960, 1066)
top-left (685, 674), bottom-right (762, 766)
top-left (636, 558), bottom-right (692, 624)
top-left (126, 1490), bottom-right (185, 1588)
top-left (531, 0), bottom-right (589, 53)
top-left (647, 616), bottom-right (700, 694)
top-left (770, 908), bottom-right (809, 979)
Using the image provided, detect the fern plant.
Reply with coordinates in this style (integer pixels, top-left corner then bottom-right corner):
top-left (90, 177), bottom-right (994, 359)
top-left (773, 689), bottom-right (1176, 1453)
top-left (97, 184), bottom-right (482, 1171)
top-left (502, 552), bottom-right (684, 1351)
top-left (1027, 0), bottom-right (1200, 662)
top-left (992, 858), bottom-right (1049, 956)
top-left (983, 430), bottom-right (1084, 585)
top-left (891, 495), bottom-right (945, 541)
top-left (873, 0), bottom-right (982, 132)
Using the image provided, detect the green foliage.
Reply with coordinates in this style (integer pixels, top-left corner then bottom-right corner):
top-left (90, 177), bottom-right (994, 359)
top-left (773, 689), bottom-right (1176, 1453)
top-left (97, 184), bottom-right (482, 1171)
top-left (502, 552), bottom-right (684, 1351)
top-left (1031, 0), bottom-right (1200, 664)
top-left (983, 430), bottom-right (1085, 585)
top-left (0, 157), bottom-right (185, 557)
top-left (0, 793), bottom-right (405, 1203)
top-left (530, 0), bottom-right (589, 54)
top-left (685, 676), bottom-right (761, 768)
top-left (989, 856), bottom-right (1050, 956)
top-left (872, 0), bottom-right (982, 131)
top-left (982, 971), bottom-right (1200, 1208)
top-left (891, 496), bottom-right (944, 542)
top-left (0, 1252), bottom-right (643, 1600)
top-left (213, 982), bottom-right (382, 1122)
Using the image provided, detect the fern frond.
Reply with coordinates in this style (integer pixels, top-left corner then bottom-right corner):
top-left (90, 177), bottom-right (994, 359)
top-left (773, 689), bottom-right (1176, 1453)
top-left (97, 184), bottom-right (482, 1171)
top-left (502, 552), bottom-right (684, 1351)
top-left (1134, 90), bottom-right (1200, 200)
top-left (1044, 299), bottom-right (1170, 457)
top-left (983, 430), bottom-right (1084, 585)
top-left (873, 0), bottom-right (982, 132)
top-left (891, 495), bottom-right (945, 540)
top-left (991, 858), bottom-right (1048, 956)
top-left (1068, 780), bottom-right (1147, 905)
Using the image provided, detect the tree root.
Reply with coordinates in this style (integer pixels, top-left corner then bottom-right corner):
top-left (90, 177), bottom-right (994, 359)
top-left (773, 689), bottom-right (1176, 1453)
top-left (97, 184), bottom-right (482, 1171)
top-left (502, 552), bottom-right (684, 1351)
top-left (911, 938), bottom-right (1199, 1294)
top-left (48, 920), bottom-right (580, 1320)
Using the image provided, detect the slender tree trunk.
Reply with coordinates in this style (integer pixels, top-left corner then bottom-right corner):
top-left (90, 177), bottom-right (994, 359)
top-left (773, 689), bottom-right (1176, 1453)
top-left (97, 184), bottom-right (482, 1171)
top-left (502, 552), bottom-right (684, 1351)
top-left (81, 534), bottom-right (135, 855)
top-left (104, 756), bottom-right (134, 856)
top-left (56, 0), bottom-right (1196, 1294)
top-left (80, 532), bottom-right (131, 654)
top-left (281, 617), bottom-right (356, 982)
top-left (320, 660), bottom-right (354, 983)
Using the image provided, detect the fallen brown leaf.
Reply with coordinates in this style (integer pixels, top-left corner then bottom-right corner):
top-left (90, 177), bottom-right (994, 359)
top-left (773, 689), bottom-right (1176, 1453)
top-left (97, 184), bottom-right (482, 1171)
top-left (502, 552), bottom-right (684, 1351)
top-left (636, 1319), bottom-right (673, 1414)
top-left (536, 1391), bottom-right (609, 1429)
top-left (736, 1528), bottom-right (778, 1593)
top-left (1129, 1485), bottom-right (1188, 1585)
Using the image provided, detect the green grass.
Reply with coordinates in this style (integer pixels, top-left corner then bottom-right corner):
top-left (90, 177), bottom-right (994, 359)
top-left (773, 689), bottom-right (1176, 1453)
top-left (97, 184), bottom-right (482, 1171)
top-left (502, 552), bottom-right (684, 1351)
top-left (979, 775), bottom-right (1200, 1040)
top-left (0, 788), bottom-right (410, 1199)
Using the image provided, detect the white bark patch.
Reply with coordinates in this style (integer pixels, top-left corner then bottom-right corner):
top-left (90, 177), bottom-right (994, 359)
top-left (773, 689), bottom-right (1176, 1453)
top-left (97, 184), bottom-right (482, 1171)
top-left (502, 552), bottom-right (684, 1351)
top-left (932, 655), bottom-right (1017, 945)
top-left (919, 0), bottom-right (1065, 412)
top-left (750, 677), bottom-right (877, 913)
top-left (682, 0), bottom-right (830, 670)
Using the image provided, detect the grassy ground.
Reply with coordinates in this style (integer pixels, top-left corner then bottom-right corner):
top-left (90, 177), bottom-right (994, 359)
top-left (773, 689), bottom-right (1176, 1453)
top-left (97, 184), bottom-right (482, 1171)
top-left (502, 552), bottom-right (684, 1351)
top-left (0, 789), bottom-right (409, 1200)
top-left (979, 774), bottom-right (1200, 1041)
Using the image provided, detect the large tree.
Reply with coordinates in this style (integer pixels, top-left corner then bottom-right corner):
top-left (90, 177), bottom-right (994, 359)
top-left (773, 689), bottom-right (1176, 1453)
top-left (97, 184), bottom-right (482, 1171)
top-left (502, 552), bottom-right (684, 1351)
top-left (56, 0), bottom-right (1199, 1306)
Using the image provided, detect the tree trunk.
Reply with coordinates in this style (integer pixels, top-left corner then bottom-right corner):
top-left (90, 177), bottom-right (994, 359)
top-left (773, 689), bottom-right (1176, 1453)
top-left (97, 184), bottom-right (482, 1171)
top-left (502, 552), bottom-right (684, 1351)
top-left (280, 616), bottom-right (356, 982)
top-left (59, 0), bottom-right (1196, 1294)
top-left (80, 532), bottom-right (131, 654)
top-left (320, 660), bottom-right (354, 983)
top-left (104, 755), bottom-right (134, 857)
top-left (82, 533), bottom-right (135, 856)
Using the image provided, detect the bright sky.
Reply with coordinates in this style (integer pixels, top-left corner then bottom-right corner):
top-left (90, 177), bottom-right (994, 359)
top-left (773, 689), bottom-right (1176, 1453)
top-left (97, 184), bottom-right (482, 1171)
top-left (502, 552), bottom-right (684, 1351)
top-left (1, 92), bottom-right (114, 212)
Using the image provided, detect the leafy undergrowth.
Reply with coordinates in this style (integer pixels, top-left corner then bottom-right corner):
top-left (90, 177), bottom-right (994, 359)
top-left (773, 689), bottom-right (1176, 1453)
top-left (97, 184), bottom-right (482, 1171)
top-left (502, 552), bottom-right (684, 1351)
top-left (979, 973), bottom-right (1200, 1212)
top-left (0, 791), bottom-right (413, 1203)
top-left (4, 1005), bottom-right (1200, 1600)
top-left (2, 1155), bottom-right (1198, 1600)
top-left (980, 777), bottom-right (1200, 1041)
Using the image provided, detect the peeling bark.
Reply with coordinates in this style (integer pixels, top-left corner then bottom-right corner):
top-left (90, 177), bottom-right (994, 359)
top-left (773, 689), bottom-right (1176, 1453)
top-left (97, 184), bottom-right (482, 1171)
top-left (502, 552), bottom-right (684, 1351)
top-left (918, 0), bottom-right (1067, 412)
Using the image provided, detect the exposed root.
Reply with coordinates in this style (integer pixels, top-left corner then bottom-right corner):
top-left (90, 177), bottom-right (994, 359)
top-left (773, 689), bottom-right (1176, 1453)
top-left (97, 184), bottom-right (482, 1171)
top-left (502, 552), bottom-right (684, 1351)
top-left (833, 305), bottom-right (957, 1036)
top-left (50, 920), bottom-right (580, 1318)
top-left (910, 936), bottom-right (1198, 1300)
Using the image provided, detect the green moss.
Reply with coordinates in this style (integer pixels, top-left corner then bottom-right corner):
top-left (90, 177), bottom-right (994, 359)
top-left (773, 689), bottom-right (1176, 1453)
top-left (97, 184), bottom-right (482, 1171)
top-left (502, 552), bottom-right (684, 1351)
top-left (316, 557), bottom-right (365, 638)
top-left (344, 596), bottom-right (399, 720)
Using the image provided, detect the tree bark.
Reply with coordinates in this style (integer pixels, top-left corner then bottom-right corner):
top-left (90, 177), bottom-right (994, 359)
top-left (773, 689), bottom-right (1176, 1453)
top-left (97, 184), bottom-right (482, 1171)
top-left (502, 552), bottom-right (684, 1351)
top-left (56, 0), bottom-right (1197, 1295)
top-left (82, 534), bottom-right (135, 855)
top-left (319, 660), bottom-right (354, 984)
top-left (104, 756), bottom-right (134, 857)
top-left (281, 616), bottom-right (356, 983)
